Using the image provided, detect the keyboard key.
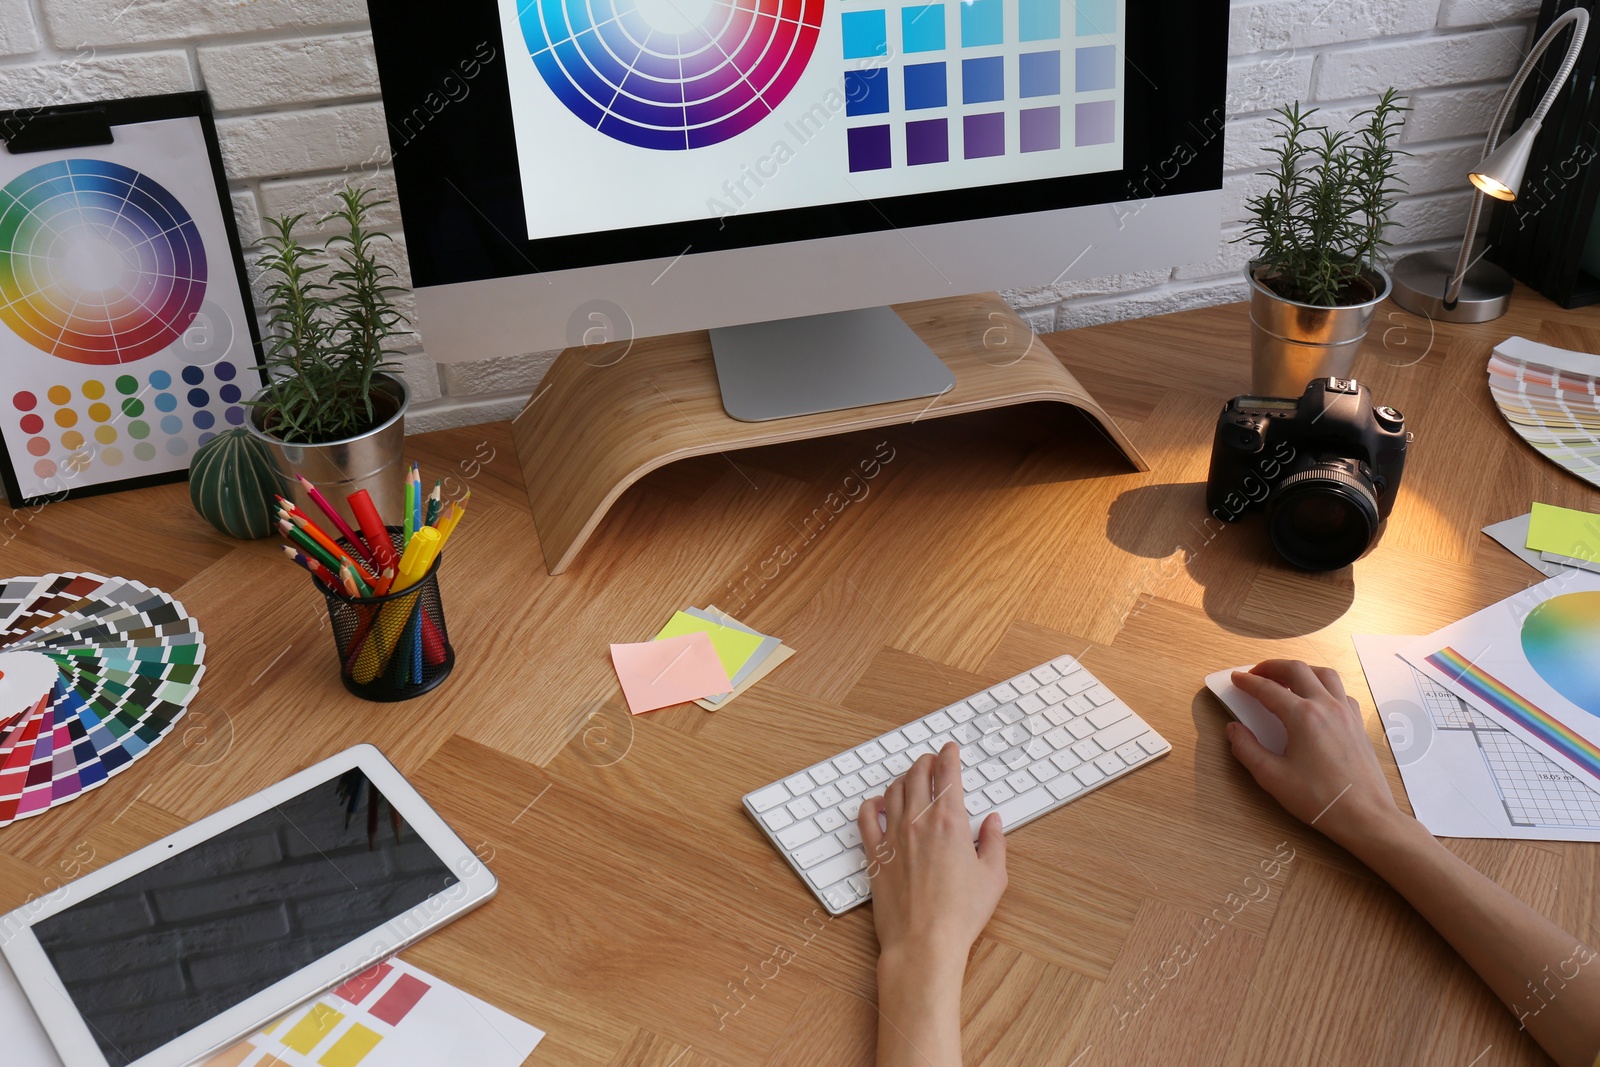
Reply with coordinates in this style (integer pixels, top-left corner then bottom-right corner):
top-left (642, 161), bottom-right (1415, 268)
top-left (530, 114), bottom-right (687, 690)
top-left (981, 734), bottom-right (1010, 756)
top-left (762, 807), bottom-right (793, 831)
top-left (983, 781), bottom-right (1016, 805)
top-left (1044, 727), bottom-right (1071, 749)
top-left (778, 820), bottom-right (821, 849)
top-left (748, 783), bottom-right (791, 813)
top-left (1025, 737), bottom-right (1053, 761)
top-left (1050, 655), bottom-right (1079, 674)
top-left (1038, 683), bottom-right (1066, 705)
top-left (1001, 748), bottom-right (1030, 770)
top-left (837, 774), bottom-right (867, 797)
top-left (997, 703), bottom-right (1025, 725)
top-left (862, 764), bottom-right (891, 786)
top-left (1088, 702), bottom-right (1131, 730)
top-left (1024, 714), bottom-right (1051, 736)
top-left (1067, 719), bottom-right (1095, 740)
top-left (1032, 758), bottom-right (1060, 781)
top-left (1050, 750), bottom-right (1081, 773)
top-left (785, 771), bottom-right (817, 795)
top-left (965, 792), bottom-right (991, 815)
top-left (989, 785), bottom-right (1055, 829)
top-left (1072, 738), bottom-right (1103, 761)
top-left (959, 745), bottom-right (983, 767)
top-left (833, 752), bottom-right (864, 775)
top-left (1012, 673), bottom-right (1040, 694)
top-left (1062, 671), bottom-right (1095, 695)
top-left (907, 743), bottom-right (935, 761)
top-left (787, 796), bottom-right (818, 819)
top-left (926, 711), bottom-right (954, 733)
top-left (1032, 665), bottom-right (1061, 685)
top-left (962, 768), bottom-right (986, 792)
top-left (881, 731), bottom-right (910, 753)
top-left (979, 759), bottom-right (1008, 781)
top-left (1068, 695), bottom-right (1094, 715)
top-left (903, 721), bottom-right (932, 744)
top-left (974, 713), bottom-right (1003, 734)
top-left (990, 683), bottom-right (1019, 703)
top-left (885, 753), bottom-right (913, 776)
top-left (810, 785), bottom-right (843, 809)
top-left (809, 762), bottom-right (839, 785)
top-left (1117, 742), bottom-right (1147, 764)
top-left (1087, 685), bottom-right (1115, 706)
top-left (929, 732), bottom-right (954, 750)
top-left (847, 872), bottom-right (870, 897)
top-left (807, 847), bottom-right (868, 889)
top-left (795, 834), bottom-right (843, 869)
top-left (856, 740), bottom-right (888, 764)
top-left (1018, 693), bottom-right (1046, 715)
top-left (1044, 706), bottom-right (1071, 727)
top-left (816, 808), bottom-right (847, 833)
top-left (1094, 752), bottom-right (1125, 775)
top-left (821, 881), bottom-right (859, 911)
top-left (952, 723), bottom-right (982, 744)
top-left (1006, 770), bottom-right (1038, 793)
top-left (1047, 775), bottom-right (1081, 800)
top-left (838, 823), bottom-right (862, 848)
top-left (1096, 717), bottom-right (1151, 751)
top-left (1073, 764), bottom-right (1105, 786)
top-left (969, 692), bottom-right (998, 714)
top-left (841, 797), bottom-right (865, 820)
top-left (1001, 724), bottom-right (1029, 747)
top-left (1139, 734), bottom-right (1170, 755)
top-left (946, 700), bottom-right (976, 723)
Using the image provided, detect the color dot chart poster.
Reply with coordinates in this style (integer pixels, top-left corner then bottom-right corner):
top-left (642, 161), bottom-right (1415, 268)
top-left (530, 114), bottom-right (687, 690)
top-left (201, 956), bottom-right (545, 1067)
top-left (1400, 570), bottom-right (1600, 798)
top-left (498, 0), bottom-right (1125, 239)
top-left (0, 93), bottom-right (263, 507)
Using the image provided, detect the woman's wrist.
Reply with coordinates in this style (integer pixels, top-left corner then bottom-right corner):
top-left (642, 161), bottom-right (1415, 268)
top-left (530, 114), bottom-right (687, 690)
top-left (877, 939), bottom-right (971, 991)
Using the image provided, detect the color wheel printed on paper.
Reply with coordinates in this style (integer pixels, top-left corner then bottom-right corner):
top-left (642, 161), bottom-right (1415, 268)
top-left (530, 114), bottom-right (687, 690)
top-left (0, 572), bottom-right (205, 828)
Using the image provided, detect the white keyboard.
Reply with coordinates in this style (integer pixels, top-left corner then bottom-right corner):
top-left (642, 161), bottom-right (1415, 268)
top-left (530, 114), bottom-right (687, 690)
top-left (743, 654), bottom-right (1171, 914)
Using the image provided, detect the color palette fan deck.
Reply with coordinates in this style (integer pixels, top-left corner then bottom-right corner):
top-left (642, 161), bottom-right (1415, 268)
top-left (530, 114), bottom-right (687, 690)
top-left (1488, 339), bottom-right (1600, 489)
top-left (0, 572), bottom-right (205, 828)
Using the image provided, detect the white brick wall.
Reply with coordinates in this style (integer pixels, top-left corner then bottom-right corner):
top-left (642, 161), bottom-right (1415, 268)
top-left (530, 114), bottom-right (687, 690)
top-left (0, 0), bottom-right (1542, 432)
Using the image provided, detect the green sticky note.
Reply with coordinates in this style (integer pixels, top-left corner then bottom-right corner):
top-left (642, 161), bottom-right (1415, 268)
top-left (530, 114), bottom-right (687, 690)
top-left (654, 610), bottom-right (765, 677)
top-left (1526, 502), bottom-right (1600, 560)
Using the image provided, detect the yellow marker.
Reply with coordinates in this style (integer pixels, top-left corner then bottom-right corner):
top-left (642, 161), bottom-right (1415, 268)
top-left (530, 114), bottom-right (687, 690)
top-left (353, 527), bottom-right (442, 683)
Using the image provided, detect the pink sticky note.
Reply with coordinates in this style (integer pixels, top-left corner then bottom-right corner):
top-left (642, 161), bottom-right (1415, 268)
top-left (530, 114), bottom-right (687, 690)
top-left (610, 631), bottom-right (732, 715)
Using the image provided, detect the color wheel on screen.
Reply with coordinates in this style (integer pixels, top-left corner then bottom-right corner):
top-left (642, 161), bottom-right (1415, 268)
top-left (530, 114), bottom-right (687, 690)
top-left (520, 0), bottom-right (824, 148)
top-left (0, 158), bottom-right (207, 365)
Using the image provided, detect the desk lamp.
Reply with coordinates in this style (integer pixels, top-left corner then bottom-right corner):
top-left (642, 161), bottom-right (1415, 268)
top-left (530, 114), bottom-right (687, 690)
top-left (1391, 7), bottom-right (1590, 322)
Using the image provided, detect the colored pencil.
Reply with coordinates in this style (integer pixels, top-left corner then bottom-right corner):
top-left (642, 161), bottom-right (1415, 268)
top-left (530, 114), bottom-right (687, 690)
top-left (283, 510), bottom-right (378, 586)
top-left (298, 475), bottom-right (377, 567)
top-left (411, 464), bottom-right (423, 543)
top-left (425, 481), bottom-right (442, 528)
top-left (281, 544), bottom-right (338, 590)
top-left (403, 465), bottom-right (416, 543)
top-left (339, 561), bottom-right (362, 598)
top-left (436, 491), bottom-right (470, 547)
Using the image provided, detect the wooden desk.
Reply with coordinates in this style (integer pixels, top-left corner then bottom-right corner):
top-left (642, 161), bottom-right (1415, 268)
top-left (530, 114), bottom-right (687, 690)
top-left (2, 289), bottom-right (1596, 1066)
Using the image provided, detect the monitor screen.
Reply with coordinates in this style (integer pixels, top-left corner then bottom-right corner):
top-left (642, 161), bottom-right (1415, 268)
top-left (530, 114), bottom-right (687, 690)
top-left (368, 0), bottom-right (1226, 287)
top-left (30, 772), bottom-right (457, 1066)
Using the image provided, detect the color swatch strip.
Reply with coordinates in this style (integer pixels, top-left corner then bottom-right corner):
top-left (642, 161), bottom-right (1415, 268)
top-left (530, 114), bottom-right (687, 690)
top-left (1427, 647), bottom-right (1600, 784)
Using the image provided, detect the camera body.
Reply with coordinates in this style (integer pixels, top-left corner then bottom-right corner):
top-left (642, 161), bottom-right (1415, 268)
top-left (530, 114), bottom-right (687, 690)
top-left (1205, 378), bottom-right (1409, 570)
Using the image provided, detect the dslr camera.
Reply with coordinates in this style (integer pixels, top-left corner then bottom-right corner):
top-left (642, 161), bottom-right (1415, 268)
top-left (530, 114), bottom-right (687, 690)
top-left (1205, 378), bottom-right (1409, 571)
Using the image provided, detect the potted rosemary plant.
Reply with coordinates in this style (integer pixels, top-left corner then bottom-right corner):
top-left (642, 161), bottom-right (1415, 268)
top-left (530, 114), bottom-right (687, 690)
top-left (1240, 89), bottom-right (1406, 396)
top-left (244, 186), bottom-right (410, 527)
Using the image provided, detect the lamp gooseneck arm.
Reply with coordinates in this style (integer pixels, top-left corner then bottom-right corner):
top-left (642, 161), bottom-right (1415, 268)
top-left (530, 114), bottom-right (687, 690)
top-left (1443, 6), bottom-right (1589, 306)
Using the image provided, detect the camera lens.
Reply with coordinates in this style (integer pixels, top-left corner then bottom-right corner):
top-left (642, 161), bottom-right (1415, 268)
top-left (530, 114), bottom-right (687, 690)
top-left (1266, 467), bottom-right (1381, 571)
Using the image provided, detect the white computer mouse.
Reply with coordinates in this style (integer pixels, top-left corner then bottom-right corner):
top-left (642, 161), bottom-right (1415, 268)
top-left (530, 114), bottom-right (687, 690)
top-left (1205, 667), bottom-right (1288, 755)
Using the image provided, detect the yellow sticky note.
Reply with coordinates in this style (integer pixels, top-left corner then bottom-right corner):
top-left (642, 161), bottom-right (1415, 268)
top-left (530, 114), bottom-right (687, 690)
top-left (1526, 502), bottom-right (1600, 560)
top-left (654, 610), bottom-right (764, 677)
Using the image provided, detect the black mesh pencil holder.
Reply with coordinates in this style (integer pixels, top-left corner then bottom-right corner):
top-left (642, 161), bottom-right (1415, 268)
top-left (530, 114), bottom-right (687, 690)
top-left (318, 527), bottom-right (455, 702)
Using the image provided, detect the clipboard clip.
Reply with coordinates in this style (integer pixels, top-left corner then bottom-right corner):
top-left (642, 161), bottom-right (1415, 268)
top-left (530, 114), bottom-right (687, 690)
top-left (2, 104), bottom-right (114, 154)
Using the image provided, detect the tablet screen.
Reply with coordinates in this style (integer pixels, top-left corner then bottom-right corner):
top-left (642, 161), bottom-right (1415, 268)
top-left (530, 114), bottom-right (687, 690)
top-left (30, 771), bottom-right (459, 1066)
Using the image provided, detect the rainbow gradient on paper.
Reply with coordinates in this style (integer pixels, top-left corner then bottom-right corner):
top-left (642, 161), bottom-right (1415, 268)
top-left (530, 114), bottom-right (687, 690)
top-left (1427, 647), bottom-right (1600, 784)
top-left (0, 159), bottom-right (206, 365)
top-left (519, 0), bottom-right (824, 149)
top-left (1522, 591), bottom-right (1600, 717)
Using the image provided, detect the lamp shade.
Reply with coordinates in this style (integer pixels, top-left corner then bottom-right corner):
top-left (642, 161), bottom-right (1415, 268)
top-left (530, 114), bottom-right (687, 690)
top-left (1469, 119), bottom-right (1542, 201)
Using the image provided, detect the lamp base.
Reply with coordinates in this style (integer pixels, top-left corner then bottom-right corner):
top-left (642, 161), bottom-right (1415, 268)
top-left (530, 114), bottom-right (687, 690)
top-left (1390, 249), bottom-right (1513, 323)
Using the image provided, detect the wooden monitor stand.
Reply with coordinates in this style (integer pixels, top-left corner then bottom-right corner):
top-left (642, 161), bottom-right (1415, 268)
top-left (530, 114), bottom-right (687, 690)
top-left (511, 291), bottom-right (1149, 575)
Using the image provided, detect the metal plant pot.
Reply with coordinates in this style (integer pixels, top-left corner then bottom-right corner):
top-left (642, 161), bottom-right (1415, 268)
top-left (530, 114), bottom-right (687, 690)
top-left (1247, 262), bottom-right (1391, 397)
top-left (245, 373), bottom-right (409, 533)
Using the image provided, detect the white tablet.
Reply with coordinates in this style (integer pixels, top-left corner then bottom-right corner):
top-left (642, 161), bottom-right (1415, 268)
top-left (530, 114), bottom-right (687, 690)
top-left (0, 744), bottom-right (497, 1067)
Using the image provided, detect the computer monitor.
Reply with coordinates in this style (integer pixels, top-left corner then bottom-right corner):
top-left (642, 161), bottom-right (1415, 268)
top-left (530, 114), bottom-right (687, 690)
top-left (366, 0), bottom-right (1227, 418)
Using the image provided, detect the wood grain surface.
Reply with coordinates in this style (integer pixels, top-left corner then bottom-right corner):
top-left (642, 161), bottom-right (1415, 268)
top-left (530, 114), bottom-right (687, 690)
top-left (1, 288), bottom-right (1597, 1066)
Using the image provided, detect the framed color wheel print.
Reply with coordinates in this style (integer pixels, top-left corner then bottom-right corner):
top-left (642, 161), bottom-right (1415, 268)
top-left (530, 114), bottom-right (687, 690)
top-left (0, 92), bottom-right (263, 507)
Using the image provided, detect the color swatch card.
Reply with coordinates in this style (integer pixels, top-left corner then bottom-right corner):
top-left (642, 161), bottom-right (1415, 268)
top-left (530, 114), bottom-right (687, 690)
top-left (1487, 337), bottom-right (1600, 490)
top-left (203, 956), bottom-right (544, 1067)
top-left (0, 112), bottom-right (262, 504)
top-left (1400, 571), bottom-right (1600, 794)
top-left (0, 572), bottom-right (204, 828)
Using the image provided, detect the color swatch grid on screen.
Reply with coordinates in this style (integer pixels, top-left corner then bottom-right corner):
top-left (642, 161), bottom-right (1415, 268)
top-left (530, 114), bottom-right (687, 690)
top-left (0, 159), bottom-right (206, 365)
top-left (519, 0), bottom-right (825, 149)
top-left (11, 360), bottom-right (248, 485)
top-left (841, 0), bottom-right (1119, 172)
